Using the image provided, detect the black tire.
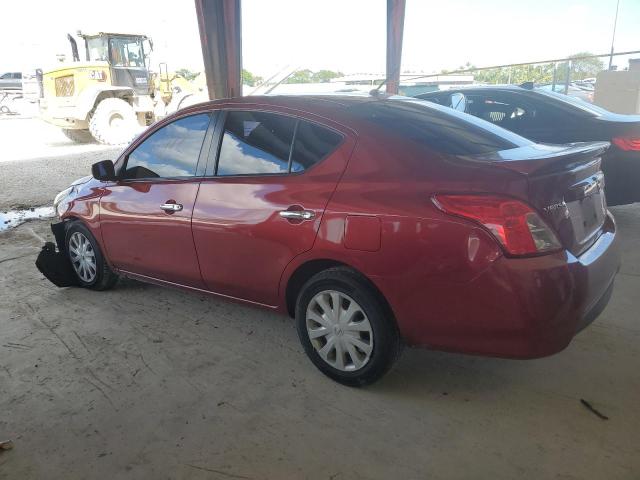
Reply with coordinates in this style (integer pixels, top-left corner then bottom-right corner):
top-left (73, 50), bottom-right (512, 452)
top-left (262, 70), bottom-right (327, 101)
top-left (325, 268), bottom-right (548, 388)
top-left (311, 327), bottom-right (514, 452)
top-left (89, 97), bottom-right (137, 145)
top-left (62, 128), bottom-right (95, 144)
top-left (65, 222), bottom-right (118, 291)
top-left (295, 267), bottom-right (402, 387)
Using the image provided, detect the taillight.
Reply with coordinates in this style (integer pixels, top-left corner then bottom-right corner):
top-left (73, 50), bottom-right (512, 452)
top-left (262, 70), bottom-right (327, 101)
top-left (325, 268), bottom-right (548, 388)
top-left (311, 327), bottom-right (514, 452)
top-left (432, 194), bottom-right (562, 256)
top-left (612, 136), bottom-right (640, 151)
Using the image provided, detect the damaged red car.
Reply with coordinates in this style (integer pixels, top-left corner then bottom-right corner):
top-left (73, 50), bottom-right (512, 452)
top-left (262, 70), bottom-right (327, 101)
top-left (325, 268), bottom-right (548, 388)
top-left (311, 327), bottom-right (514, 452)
top-left (39, 94), bottom-right (620, 386)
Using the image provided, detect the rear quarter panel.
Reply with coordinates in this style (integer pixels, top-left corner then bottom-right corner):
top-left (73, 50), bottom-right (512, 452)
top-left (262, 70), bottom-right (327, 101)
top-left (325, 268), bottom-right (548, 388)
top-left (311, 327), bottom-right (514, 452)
top-left (280, 127), bottom-right (525, 341)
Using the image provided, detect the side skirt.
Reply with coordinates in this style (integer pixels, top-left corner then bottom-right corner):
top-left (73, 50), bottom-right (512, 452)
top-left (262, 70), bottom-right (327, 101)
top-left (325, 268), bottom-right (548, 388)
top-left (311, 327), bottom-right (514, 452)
top-left (117, 270), bottom-right (280, 311)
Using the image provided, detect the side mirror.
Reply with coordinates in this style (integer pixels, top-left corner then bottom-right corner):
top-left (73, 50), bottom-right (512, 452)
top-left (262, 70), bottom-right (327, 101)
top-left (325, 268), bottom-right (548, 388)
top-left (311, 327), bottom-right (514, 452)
top-left (91, 160), bottom-right (116, 181)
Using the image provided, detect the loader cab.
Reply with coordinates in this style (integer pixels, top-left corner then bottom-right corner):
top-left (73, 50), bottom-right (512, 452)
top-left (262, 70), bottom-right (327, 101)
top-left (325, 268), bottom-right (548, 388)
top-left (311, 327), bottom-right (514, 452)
top-left (81, 33), bottom-right (152, 95)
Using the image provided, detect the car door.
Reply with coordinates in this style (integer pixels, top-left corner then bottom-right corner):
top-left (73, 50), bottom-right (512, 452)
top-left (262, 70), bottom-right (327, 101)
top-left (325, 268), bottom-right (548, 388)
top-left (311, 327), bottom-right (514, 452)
top-left (99, 112), bottom-right (214, 287)
top-left (192, 108), bottom-right (355, 306)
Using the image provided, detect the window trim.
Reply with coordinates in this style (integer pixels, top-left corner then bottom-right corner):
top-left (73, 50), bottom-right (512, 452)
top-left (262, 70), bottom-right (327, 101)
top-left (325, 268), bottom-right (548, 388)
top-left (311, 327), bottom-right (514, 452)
top-left (116, 111), bottom-right (216, 182)
top-left (206, 108), bottom-right (345, 179)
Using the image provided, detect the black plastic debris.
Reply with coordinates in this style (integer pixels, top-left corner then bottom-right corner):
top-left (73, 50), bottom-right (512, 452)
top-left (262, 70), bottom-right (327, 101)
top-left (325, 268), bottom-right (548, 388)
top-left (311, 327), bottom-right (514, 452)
top-left (35, 242), bottom-right (79, 288)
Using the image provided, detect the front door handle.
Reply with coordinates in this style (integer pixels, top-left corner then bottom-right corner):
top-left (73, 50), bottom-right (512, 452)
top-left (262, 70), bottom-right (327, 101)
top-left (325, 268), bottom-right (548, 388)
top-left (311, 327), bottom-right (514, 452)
top-left (161, 203), bottom-right (183, 212)
top-left (279, 209), bottom-right (315, 220)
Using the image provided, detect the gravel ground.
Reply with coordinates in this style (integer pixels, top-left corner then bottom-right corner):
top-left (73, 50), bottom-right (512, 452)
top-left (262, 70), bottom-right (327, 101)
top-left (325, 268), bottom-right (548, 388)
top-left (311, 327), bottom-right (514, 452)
top-left (0, 116), bottom-right (121, 210)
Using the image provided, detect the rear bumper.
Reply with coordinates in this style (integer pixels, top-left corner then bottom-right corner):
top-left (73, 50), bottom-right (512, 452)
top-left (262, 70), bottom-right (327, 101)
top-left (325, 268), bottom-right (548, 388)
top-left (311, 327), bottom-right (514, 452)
top-left (389, 213), bottom-right (620, 358)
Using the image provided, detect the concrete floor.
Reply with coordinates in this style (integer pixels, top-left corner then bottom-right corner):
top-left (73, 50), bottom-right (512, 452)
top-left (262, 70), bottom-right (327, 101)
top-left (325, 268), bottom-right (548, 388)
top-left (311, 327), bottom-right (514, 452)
top-left (0, 208), bottom-right (637, 479)
top-left (1, 116), bottom-right (639, 479)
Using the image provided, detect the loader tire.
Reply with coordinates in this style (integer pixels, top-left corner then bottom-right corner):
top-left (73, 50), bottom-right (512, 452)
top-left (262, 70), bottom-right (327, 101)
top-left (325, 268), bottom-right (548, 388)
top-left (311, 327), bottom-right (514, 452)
top-left (62, 128), bottom-right (94, 144)
top-left (89, 98), bottom-right (137, 145)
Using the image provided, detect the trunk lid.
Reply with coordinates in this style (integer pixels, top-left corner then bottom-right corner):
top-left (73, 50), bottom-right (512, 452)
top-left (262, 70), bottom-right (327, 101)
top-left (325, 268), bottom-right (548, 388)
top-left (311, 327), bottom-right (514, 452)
top-left (474, 142), bottom-right (610, 256)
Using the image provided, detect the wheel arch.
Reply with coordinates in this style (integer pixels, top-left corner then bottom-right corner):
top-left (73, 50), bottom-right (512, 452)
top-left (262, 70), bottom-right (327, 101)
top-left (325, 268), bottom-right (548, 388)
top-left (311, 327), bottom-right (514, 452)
top-left (76, 85), bottom-right (135, 120)
top-left (283, 258), bottom-right (397, 326)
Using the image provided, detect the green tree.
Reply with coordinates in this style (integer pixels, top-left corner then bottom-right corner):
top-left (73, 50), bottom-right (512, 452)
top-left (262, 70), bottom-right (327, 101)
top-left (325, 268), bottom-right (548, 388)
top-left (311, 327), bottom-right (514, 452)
top-left (284, 69), bottom-right (314, 84)
top-left (310, 70), bottom-right (343, 83)
top-left (175, 68), bottom-right (199, 81)
top-left (242, 69), bottom-right (263, 87)
top-left (468, 52), bottom-right (603, 85)
top-left (556, 52), bottom-right (604, 81)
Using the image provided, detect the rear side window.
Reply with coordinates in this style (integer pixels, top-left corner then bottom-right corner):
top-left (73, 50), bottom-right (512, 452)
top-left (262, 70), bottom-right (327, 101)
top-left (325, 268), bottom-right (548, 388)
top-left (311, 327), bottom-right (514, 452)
top-left (291, 121), bottom-right (343, 173)
top-left (351, 99), bottom-right (530, 156)
top-left (464, 94), bottom-right (533, 126)
top-left (217, 111), bottom-right (296, 175)
top-left (216, 111), bottom-right (343, 176)
top-left (123, 113), bottom-right (210, 179)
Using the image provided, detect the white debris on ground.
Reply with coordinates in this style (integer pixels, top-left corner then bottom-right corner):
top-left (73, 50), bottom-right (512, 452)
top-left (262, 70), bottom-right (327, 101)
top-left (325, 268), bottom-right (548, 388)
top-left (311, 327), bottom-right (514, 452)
top-left (0, 206), bottom-right (55, 231)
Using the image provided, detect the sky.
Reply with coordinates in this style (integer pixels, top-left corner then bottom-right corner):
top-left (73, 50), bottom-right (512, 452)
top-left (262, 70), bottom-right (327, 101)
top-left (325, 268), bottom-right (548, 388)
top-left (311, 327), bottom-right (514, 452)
top-left (1, 0), bottom-right (638, 77)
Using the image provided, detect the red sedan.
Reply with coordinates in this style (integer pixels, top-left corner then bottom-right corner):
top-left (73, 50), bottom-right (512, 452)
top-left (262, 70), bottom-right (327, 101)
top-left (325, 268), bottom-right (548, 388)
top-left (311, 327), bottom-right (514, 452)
top-left (42, 94), bottom-right (620, 386)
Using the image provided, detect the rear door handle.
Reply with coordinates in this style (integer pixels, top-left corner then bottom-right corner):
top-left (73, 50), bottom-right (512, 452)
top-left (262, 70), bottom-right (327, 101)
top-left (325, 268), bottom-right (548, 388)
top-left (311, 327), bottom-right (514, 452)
top-left (160, 203), bottom-right (183, 212)
top-left (279, 210), bottom-right (315, 220)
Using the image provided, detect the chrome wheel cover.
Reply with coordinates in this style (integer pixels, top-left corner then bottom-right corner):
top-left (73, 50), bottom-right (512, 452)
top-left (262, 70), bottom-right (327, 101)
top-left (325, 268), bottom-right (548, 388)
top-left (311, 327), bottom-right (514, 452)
top-left (69, 232), bottom-right (97, 283)
top-left (306, 290), bottom-right (373, 371)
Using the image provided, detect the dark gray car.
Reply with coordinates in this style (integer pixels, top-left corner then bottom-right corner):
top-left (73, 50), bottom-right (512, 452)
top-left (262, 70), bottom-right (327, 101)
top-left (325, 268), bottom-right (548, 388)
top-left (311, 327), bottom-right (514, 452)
top-left (416, 85), bottom-right (640, 205)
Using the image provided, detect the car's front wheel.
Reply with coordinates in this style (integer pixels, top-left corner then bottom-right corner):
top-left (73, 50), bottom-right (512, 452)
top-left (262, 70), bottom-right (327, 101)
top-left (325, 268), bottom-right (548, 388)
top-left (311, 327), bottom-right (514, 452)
top-left (65, 222), bottom-right (118, 290)
top-left (296, 267), bottom-right (401, 386)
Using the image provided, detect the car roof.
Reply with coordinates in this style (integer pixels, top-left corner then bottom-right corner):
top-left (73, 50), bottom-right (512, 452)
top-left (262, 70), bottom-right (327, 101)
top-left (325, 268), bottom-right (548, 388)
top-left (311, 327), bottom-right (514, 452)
top-left (182, 92), bottom-right (408, 124)
top-left (208, 92), bottom-right (384, 110)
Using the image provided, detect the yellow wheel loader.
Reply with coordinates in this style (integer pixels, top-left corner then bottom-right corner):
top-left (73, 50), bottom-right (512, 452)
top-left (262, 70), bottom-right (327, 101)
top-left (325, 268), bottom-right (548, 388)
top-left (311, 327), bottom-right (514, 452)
top-left (39, 32), bottom-right (206, 145)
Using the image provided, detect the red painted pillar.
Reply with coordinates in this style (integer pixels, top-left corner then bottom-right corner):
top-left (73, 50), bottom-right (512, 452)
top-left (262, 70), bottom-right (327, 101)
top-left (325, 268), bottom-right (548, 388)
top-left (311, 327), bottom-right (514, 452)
top-left (386, 0), bottom-right (406, 95)
top-left (194, 0), bottom-right (242, 99)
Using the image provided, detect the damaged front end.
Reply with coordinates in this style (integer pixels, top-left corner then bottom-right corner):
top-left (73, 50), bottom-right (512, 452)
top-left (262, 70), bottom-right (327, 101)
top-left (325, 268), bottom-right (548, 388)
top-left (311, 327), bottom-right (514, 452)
top-left (35, 221), bottom-right (78, 288)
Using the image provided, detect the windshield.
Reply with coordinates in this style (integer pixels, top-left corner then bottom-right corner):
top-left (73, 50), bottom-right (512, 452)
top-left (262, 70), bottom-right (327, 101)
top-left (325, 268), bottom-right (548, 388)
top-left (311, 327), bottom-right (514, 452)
top-left (109, 37), bottom-right (145, 68)
top-left (533, 87), bottom-right (610, 116)
top-left (86, 37), bottom-right (108, 62)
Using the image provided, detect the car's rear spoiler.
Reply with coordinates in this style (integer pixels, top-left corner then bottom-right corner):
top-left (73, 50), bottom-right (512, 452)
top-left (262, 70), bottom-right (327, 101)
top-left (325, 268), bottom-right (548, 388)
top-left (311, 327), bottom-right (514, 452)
top-left (469, 141), bottom-right (610, 176)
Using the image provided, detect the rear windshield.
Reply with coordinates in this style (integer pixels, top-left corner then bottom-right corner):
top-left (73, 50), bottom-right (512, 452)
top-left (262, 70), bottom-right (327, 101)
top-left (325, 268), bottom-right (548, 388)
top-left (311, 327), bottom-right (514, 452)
top-left (350, 97), bottom-right (531, 156)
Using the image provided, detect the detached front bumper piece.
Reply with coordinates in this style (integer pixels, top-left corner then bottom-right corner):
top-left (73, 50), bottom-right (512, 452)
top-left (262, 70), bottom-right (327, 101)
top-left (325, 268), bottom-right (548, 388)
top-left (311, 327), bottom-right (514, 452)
top-left (34, 222), bottom-right (78, 288)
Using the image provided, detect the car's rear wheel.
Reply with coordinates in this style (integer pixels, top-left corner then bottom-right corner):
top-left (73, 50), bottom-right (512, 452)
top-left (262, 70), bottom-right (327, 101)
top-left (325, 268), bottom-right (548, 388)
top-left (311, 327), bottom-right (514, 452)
top-left (296, 267), bottom-right (401, 386)
top-left (65, 222), bottom-right (118, 290)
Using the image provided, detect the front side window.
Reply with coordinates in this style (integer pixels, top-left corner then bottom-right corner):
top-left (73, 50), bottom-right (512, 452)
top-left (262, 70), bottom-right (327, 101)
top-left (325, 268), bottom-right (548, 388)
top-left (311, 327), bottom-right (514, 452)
top-left (122, 113), bottom-right (210, 179)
